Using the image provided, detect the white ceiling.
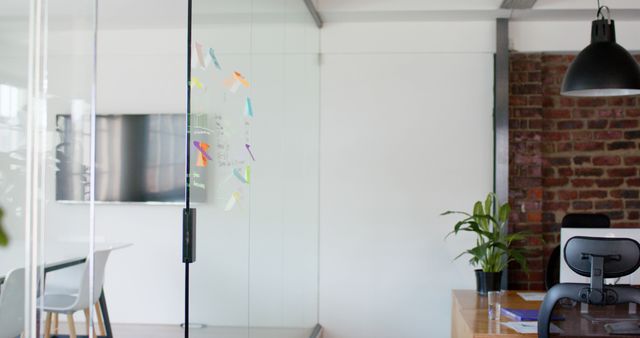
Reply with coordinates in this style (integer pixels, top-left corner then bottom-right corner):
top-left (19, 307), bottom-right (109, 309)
top-left (1, 0), bottom-right (640, 29)
top-left (316, 0), bottom-right (640, 11)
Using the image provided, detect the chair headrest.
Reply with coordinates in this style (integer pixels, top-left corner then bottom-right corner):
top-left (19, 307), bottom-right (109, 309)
top-left (562, 213), bottom-right (610, 228)
top-left (564, 236), bottom-right (640, 278)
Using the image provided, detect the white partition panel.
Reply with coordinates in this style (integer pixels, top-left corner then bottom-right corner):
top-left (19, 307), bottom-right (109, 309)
top-left (319, 49), bottom-right (494, 337)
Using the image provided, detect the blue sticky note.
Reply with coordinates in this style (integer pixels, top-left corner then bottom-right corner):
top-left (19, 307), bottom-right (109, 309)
top-left (209, 48), bottom-right (221, 70)
top-left (245, 97), bottom-right (254, 118)
top-left (233, 168), bottom-right (248, 184)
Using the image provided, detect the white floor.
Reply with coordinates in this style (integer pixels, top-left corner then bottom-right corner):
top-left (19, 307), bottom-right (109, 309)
top-left (55, 323), bottom-right (313, 338)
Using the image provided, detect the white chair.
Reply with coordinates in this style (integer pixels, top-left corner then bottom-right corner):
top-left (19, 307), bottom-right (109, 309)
top-left (0, 268), bottom-right (25, 338)
top-left (41, 250), bottom-right (110, 338)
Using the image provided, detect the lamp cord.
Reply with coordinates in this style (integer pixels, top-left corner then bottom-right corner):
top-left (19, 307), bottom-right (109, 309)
top-left (597, 5), bottom-right (611, 23)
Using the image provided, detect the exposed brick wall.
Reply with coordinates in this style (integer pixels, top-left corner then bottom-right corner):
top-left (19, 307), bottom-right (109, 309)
top-left (508, 52), bottom-right (640, 290)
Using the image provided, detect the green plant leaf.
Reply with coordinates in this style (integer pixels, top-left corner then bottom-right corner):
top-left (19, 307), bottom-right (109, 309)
top-left (440, 210), bottom-right (471, 217)
top-left (0, 207), bottom-right (7, 247)
top-left (484, 193), bottom-right (493, 217)
top-left (498, 203), bottom-right (510, 224)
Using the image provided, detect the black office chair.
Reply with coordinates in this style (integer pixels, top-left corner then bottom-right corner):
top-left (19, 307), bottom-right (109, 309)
top-left (544, 213), bottom-right (611, 290)
top-left (538, 236), bottom-right (640, 337)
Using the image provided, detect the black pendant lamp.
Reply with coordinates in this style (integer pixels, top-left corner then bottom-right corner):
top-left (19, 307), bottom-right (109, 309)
top-left (561, 5), bottom-right (640, 97)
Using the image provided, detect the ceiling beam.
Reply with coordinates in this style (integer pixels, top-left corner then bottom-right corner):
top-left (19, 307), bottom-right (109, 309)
top-left (500, 0), bottom-right (537, 10)
top-left (303, 0), bottom-right (323, 28)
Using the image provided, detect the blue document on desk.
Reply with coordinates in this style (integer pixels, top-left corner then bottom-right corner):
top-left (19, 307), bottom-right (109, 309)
top-left (501, 308), bottom-right (565, 321)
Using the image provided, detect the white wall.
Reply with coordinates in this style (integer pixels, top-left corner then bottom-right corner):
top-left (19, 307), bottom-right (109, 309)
top-left (318, 22), bottom-right (495, 338)
top-left (510, 21), bottom-right (640, 52)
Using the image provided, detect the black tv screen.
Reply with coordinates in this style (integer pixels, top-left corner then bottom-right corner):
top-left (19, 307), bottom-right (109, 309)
top-left (56, 114), bottom-right (204, 203)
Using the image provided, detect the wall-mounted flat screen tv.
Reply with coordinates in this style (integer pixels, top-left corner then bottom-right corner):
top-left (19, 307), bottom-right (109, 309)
top-left (56, 114), bottom-right (205, 203)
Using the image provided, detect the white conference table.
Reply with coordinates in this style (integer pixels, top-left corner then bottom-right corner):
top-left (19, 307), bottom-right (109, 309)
top-left (0, 242), bottom-right (132, 338)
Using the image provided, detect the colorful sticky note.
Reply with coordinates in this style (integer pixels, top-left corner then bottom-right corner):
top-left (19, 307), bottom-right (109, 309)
top-left (209, 48), bottom-right (221, 70)
top-left (224, 192), bottom-right (241, 211)
top-left (193, 141), bottom-right (212, 167)
top-left (191, 76), bottom-right (204, 89)
top-left (233, 168), bottom-right (247, 183)
top-left (245, 144), bottom-right (255, 161)
top-left (194, 42), bottom-right (205, 69)
top-left (226, 71), bottom-right (250, 93)
top-left (233, 166), bottom-right (251, 184)
top-left (244, 98), bottom-right (254, 117)
top-left (233, 71), bottom-right (250, 87)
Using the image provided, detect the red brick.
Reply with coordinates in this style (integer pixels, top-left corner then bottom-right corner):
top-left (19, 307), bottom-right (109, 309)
top-left (543, 132), bottom-right (570, 141)
top-left (595, 200), bottom-right (623, 210)
top-left (543, 177), bottom-right (569, 187)
top-left (625, 156), bottom-right (640, 165)
top-left (575, 168), bottom-right (604, 177)
top-left (610, 190), bottom-right (639, 199)
top-left (598, 109), bottom-right (624, 117)
top-left (527, 212), bottom-right (542, 222)
top-left (603, 211), bottom-right (625, 220)
top-left (510, 95), bottom-right (528, 106)
top-left (557, 167), bottom-right (574, 176)
top-left (529, 96), bottom-right (543, 106)
top-left (626, 200), bottom-right (640, 209)
top-left (559, 97), bottom-right (575, 107)
top-left (573, 156), bottom-right (591, 165)
top-left (607, 167), bottom-right (637, 177)
top-left (572, 109), bottom-right (595, 118)
top-left (610, 120), bottom-right (639, 129)
top-left (556, 143), bottom-right (572, 152)
top-left (595, 179), bottom-right (624, 188)
top-left (628, 179), bottom-right (640, 187)
top-left (557, 120), bottom-right (584, 130)
top-left (572, 131), bottom-right (592, 141)
top-left (543, 109), bottom-right (571, 119)
top-left (577, 98), bottom-right (607, 107)
top-left (592, 156), bottom-right (621, 166)
top-left (624, 130), bottom-right (640, 139)
top-left (528, 187), bottom-right (543, 199)
top-left (573, 201), bottom-right (594, 210)
top-left (572, 179), bottom-right (595, 187)
top-left (629, 211), bottom-right (640, 220)
top-left (579, 190), bottom-right (608, 199)
top-left (608, 141), bottom-right (636, 151)
top-left (546, 157), bottom-right (571, 166)
top-left (587, 120), bottom-right (608, 129)
top-left (613, 221), bottom-right (640, 228)
top-left (543, 202), bottom-right (570, 211)
top-left (594, 131), bottom-right (623, 140)
top-left (574, 142), bottom-right (605, 151)
top-left (556, 190), bottom-right (576, 200)
top-left (608, 97), bottom-right (625, 106)
top-left (627, 109), bottom-right (640, 117)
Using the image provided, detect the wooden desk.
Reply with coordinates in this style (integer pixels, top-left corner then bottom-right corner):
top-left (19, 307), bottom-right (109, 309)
top-left (452, 289), bottom-right (640, 338)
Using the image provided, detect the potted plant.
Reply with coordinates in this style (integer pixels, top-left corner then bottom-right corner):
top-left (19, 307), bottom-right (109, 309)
top-left (442, 193), bottom-right (528, 295)
top-left (0, 206), bottom-right (7, 247)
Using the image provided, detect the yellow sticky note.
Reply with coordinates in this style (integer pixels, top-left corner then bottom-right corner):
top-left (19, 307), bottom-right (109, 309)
top-left (191, 76), bottom-right (204, 89)
top-left (245, 166), bottom-right (251, 184)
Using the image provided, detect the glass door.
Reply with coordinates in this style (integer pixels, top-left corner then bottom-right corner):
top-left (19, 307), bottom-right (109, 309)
top-left (185, 0), bottom-right (320, 337)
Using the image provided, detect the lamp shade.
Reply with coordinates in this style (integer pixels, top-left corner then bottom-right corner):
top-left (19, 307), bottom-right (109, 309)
top-left (561, 19), bottom-right (640, 97)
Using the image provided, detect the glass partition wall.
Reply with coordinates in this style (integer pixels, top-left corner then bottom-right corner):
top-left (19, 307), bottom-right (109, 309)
top-left (4, 0), bottom-right (319, 337)
top-left (0, 0), bottom-right (100, 337)
top-left (186, 0), bottom-right (320, 337)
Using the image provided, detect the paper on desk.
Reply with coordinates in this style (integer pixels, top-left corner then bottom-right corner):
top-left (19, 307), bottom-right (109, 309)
top-left (502, 321), bottom-right (561, 334)
top-left (517, 292), bottom-right (546, 301)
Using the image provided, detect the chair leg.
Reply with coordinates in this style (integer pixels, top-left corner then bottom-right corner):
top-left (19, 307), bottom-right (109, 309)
top-left (84, 308), bottom-right (97, 337)
top-left (95, 303), bottom-right (106, 336)
top-left (84, 309), bottom-right (90, 336)
top-left (53, 313), bottom-right (59, 335)
top-left (44, 312), bottom-right (52, 338)
top-left (67, 313), bottom-right (77, 338)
